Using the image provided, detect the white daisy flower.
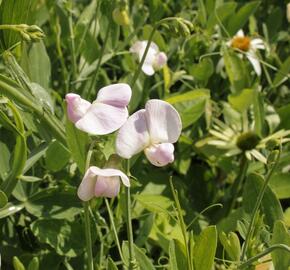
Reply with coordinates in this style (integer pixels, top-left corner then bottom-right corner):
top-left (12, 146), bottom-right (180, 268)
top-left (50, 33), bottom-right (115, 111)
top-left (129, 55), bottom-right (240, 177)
top-left (227, 30), bottom-right (265, 76)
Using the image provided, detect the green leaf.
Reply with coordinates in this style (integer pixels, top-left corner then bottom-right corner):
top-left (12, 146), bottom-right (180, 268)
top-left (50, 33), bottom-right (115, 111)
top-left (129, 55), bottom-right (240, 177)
top-left (269, 173), bottom-right (290, 199)
top-left (0, 0), bottom-right (36, 49)
top-left (135, 194), bottom-right (173, 214)
top-left (223, 49), bottom-right (248, 93)
top-left (122, 241), bottom-right (155, 270)
top-left (13, 256), bottom-right (25, 270)
top-left (227, 1), bottom-right (261, 36)
top-left (45, 140), bottom-right (70, 172)
top-left (28, 257), bottom-right (39, 270)
top-left (207, 2), bottom-right (237, 33)
top-left (192, 226), bottom-right (217, 270)
top-left (219, 231), bottom-right (241, 261)
top-left (273, 56), bottom-right (290, 87)
top-left (271, 220), bottom-right (290, 270)
top-left (21, 41), bottom-right (51, 89)
top-left (0, 202), bottom-right (24, 219)
top-left (189, 58), bottom-right (214, 82)
top-left (25, 187), bottom-right (82, 221)
top-left (253, 89), bottom-right (265, 137)
top-left (169, 239), bottom-right (187, 270)
top-left (228, 88), bottom-right (254, 112)
top-left (165, 89), bottom-right (210, 128)
top-left (243, 173), bottom-right (284, 229)
top-left (277, 103), bottom-right (290, 130)
top-left (0, 189), bottom-right (8, 208)
top-left (66, 119), bottom-right (89, 174)
top-left (30, 218), bottom-right (86, 257)
top-left (0, 141), bottom-right (10, 180)
top-left (107, 258), bottom-right (118, 270)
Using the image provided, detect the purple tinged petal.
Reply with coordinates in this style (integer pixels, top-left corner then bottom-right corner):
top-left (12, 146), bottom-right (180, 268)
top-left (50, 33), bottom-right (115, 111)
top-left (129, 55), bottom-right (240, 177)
top-left (77, 168), bottom-right (98, 201)
top-left (77, 167), bottom-right (130, 201)
top-left (145, 99), bottom-right (182, 144)
top-left (154, 52), bottom-right (167, 70)
top-left (65, 93), bottom-right (91, 123)
top-left (116, 109), bottom-right (150, 159)
top-left (144, 143), bottom-right (174, 167)
top-left (94, 176), bottom-right (120, 198)
top-left (75, 103), bottom-right (128, 135)
top-left (96, 83), bottom-right (132, 107)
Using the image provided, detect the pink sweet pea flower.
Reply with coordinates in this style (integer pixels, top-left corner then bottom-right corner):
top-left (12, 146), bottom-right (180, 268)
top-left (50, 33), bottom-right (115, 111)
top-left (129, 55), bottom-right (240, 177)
top-left (116, 99), bottom-right (182, 167)
top-left (77, 166), bottom-right (130, 201)
top-left (130, 41), bottom-right (167, 76)
top-left (66, 83), bottom-right (132, 135)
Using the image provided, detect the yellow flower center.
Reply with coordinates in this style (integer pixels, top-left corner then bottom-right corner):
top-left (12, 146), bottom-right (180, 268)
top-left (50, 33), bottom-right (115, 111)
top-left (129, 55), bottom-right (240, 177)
top-left (231, 36), bottom-right (251, 51)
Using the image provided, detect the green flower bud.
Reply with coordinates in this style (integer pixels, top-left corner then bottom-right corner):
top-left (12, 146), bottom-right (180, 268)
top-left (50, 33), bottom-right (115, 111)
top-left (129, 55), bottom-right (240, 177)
top-left (236, 131), bottom-right (261, 151)
top-left (112, 7), bottom-right (130, 26)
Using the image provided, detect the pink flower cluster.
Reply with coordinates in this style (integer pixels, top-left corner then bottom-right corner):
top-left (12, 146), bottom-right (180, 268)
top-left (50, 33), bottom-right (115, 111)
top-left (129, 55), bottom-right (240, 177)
top-left (66, 50), bottom-right (180, 201)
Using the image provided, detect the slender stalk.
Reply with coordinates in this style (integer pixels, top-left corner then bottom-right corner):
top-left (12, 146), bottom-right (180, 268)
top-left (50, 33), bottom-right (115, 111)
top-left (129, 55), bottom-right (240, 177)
top-left (240, 150), bottom-right (280, 261)
top-left (84, 201), bottom-right (94, 270)
top-left (0, 25), bottom-right (19, 31)
top-left (68, 0), bottom-right (77, 81)
top-left (239, 244), bottom-right (290, 269)
top-left (130, 27), bottom-right (156, 89)
top-left (104, 198), bottom-right (125, 264)
top-left (86, 20), bottom-right (111, 99)
top-left (169, 177), bottom-right (192, 270)
top-left (125, 160), bottom-right (137, 269)
top-left (227, 155), bottom-right (248, 215)
top-left (83, 142), bottom-right (95, 270)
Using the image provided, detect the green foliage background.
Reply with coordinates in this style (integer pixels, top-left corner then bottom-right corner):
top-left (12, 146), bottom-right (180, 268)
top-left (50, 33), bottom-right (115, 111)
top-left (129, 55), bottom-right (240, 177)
top-left (0, 0), bottom-right (289, 269)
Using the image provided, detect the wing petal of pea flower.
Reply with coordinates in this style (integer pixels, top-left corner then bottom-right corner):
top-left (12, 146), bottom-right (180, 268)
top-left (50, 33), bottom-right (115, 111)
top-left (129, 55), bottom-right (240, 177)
top-left (116, 99), bottom-right (182, 167)
top-left (228, 30), bottom-right (265, 76)
top-left (66, 83), bottom-right (132, 135)
top-left (130, 41), bottom-right (167, 76)
top-left (77, 166), bottom-right (130, 201)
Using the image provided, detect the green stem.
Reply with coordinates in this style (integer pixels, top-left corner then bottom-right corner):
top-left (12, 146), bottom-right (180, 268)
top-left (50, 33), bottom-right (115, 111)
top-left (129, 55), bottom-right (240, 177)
top-left (0, 25), bottom-right (19, 31)
top-left (86, 20), bottom-right (111, 99)
top-left (240, 151), bottom-right (280, 261)
top-left (130, 27), bottom-right (156, 89)
top-left (239, 244), bottom-right (290, 269)
top-left (68, 0), bottom-right (77, 81)
top-left (125, 160), bottom-right (137, 269)
top-left (169, 177), bottom-right (192, 270)
top-left (84, 201), bottom-right (94, 270)
top-left (83, 142), bottom-right (95, 270)
top-left (227, 155), bottom-right (248, 215)
top-left (104, 198), bottom-right (125, 264)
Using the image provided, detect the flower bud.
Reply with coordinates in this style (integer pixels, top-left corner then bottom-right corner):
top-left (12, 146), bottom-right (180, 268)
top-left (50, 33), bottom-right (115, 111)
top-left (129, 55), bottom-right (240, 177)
top-left (112, 7), bottom-right (130, 26)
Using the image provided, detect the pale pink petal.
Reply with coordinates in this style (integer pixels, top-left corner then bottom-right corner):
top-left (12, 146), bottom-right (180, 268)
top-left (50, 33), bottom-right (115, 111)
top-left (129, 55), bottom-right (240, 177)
top-left (96, 83), bottom-right (132, 107)
top-left (247, 51), bottom-right (262, 76)
top-left (116, 109), bottom-right (150, 159)
top-left (90, 167), bottom-right (130, 187)
top-left (142, 64), bottom-right (155, 76)
top-left (94, 176), bottom-right (120, 198)
top-left (130, 41), bottom-right (160, 76)
top-left (65, 93), bottom-right (91, 123)
top-left (236, 30), bottom-right (245, 37)
top-left (77, 168), bottom-right (98, 201)
top-left (75, 103), bottom-right (128, 135)
top-left (154, 52), bottom-right (167, 70)
top-left (145, 99), bottom-right (182, 144)
top-left (144, 143), bottom-right (174, 167)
